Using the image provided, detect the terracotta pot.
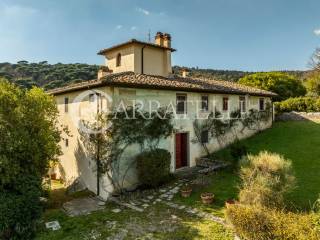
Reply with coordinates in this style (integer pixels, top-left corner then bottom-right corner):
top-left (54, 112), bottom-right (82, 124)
top-left (201, 192), bottom-right (214, 204)
top-left (180, 188), bottom-right (192, 198)
top-left (50, 173), bottom-right (57, 180)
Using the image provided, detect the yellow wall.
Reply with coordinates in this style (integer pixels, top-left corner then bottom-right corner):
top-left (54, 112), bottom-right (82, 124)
top-left (102, 44), bottom-right (171, 77)
top-left (53, 86), bottom-right (272, 199)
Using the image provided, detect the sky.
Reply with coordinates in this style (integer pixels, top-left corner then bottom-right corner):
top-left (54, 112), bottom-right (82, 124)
top-left (1, 0), bottom-right (320, 71)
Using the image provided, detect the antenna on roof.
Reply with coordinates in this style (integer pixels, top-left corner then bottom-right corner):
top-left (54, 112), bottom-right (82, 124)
top-left (148, 29), bottom-right (151, 42)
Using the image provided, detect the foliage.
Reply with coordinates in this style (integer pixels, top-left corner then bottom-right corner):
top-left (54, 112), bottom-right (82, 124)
top-left (193, 107), bottom-right (271, 157)
top-left (274, 97), bottom-right (320, 113)
top-left (0, 61), bottom-right (99, 89)
top-left (239, 72), bottom-right (306, 101)
top-left (136, 148), bottom-right (171, 188)
top-left (0, 79), bottom-right (61, 185)
top-left (225, 204), bottom-right (320, 240)
top-left (79, 107), bottom-right (174, 193)
top-left (238, 151), bottom-right (295, 208)
top-left (305, 72), bottom-right (320, 97)
top-left (173, 66), bottom-right (307, 83)
top-left (229, 139), bottom-right (247, 164)
top-left (0, 175), bottom-right (42, 240)
top-left (0, 79), bottom-right (61, 239)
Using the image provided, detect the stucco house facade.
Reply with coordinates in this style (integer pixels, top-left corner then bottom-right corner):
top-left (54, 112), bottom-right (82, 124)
top-left (48, 32), bottom-right (276, 199)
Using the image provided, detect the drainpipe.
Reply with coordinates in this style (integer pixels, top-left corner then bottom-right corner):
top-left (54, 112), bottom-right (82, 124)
top-left (141, 45), bottom-right (146, 74)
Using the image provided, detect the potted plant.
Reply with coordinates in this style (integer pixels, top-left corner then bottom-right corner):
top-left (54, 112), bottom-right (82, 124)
top-left (201, 192), bottom-right (214, 204)
top-left (180, 185), bottom-right (192, 198)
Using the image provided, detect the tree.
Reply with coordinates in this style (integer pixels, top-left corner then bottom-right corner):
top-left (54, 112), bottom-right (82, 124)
top-left (305, 73), bottom-right (320, 96)
top-left (238, 72), bottom-right (306, 101)
top-left (0, 78), bottom-right (61, 239)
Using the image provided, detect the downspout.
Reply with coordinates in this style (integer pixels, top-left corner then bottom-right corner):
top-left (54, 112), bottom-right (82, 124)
top-left (141, 45), bottom-right (146, 74)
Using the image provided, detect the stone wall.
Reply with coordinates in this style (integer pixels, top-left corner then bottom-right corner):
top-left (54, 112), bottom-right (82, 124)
top-left (276, 111), bottom-right (320, 121)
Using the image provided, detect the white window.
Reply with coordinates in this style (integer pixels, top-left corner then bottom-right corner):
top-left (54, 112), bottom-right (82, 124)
top-left (239, 96), bottom-right (246, 113)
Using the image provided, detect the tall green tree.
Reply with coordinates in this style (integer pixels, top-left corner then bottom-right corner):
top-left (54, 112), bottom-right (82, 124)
top-left (238, 72), bottom-right (306, 101)
top-left (0, 78), bottom-right (61, 239)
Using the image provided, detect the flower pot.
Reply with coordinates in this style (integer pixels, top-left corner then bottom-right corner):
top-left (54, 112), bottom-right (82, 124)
top-left (201, 192), bottom-right (214, 204)
top-left (50, 173), bottom-right (57, 180)
top-left (180, 188), bottom-right (192, 198)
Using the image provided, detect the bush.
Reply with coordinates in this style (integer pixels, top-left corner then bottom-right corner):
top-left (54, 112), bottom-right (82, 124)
top-left (225, 204), bottom-right (320, 240)
top-left (136, 148), bottom-right (171, 188)
top-left (229, 140), bottom-right (247, 166)
top-left (0, 175), bottom-right (42, 240)
top-left (239, 151), bottom-right (295, 208)
top-left (274, 97), bottom-right (320, 113)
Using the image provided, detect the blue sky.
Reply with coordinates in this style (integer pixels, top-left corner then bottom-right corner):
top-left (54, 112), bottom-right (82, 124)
top-left (1, 0), bottom-right (320, 71)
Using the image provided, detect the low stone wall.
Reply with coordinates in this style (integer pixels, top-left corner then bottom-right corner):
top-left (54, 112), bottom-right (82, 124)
top-left (276, 111), bottom-right (320, 121)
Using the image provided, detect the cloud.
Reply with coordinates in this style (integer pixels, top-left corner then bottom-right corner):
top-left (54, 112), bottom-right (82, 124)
top-left (314, 29), bottom-right (320, 36)
top-left (130, 26), bottom-right (137, 31)
top-left (136, 7), bottom-right (150, 15)
top-left (115, 25), bottom-right (123, 30)
top-left (0, 4), bottom-right (37, 17)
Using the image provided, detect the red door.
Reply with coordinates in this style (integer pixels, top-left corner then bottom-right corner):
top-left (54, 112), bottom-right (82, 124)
top-left (175, 133), bottom-right (188, 169)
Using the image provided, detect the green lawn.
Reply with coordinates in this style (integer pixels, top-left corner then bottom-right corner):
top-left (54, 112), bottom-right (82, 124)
top-left (177, 121), bottom-right (320, 212)
top-left (37, 121), bottom-right (320, 239)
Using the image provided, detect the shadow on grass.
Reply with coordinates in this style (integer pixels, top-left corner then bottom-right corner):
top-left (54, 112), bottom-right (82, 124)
top-left (36, 202), bottom-right (233, 240)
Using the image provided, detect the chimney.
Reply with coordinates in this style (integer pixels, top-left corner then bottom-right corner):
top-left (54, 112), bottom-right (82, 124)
top-left (182, 68), bottom-right (189, 78)
top-left (163, 33), bottom-right (171, 48)
top-left (97, 66), bottom-right (112, 80)
top-left (155, 32), bottom-right (164, 46)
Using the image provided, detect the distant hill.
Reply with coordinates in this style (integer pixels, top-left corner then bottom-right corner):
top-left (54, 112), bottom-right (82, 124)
top-left (0, 61), bottom-right (99, 90)
top-left (172, 66), bottom-right (308, 82)
top-left (0, 61), bottom-right (309, 90)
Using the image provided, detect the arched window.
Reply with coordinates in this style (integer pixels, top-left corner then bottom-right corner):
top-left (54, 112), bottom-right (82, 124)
top-left (116, 53), bottom-right (121, 67)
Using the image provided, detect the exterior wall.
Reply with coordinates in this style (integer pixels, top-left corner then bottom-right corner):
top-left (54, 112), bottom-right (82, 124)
top-left (104, 46), bottom-right (135, 74)
top-left (133, 45), bottom-right (170, 77)
top-left (54, 87), bottom-right (272, 199)
top-left (55, 87), bottom-right (115, 199)
top-left (102, 44), bottom-right (171, 77)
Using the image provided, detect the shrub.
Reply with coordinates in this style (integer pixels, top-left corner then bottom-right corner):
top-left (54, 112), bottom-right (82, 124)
top-left (136, 148), bottom-right (171, 188)
top-left (229, 140), bottom-right (247, 166)
top-left (239, 151), bottom-right (295, 208)
top-left (0, 175), bottom-right (42, 240)
top-left (274, 97), bottom-right (320, 113)
top-left (225, 204), bottom-right (320, 240)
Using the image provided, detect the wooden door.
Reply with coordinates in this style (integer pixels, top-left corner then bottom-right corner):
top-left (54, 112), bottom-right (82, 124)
top-left (175, 133), bottom-right (188, 169)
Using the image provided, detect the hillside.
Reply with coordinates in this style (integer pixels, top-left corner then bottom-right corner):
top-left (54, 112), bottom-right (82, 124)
top-left (0, 61), bottom-right (308, 90)
top-left (0, 61), bottom-right (99, 90)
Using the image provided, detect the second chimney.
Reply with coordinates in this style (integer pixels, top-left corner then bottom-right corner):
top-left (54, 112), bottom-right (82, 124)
top-left (163, 33), bottom-right (171, 48)
top-left (155, 32), bottom-right (164, 46)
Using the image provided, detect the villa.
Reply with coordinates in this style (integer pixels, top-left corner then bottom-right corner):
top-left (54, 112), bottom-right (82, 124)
top-left (48, 32), bottom-right (276, 199)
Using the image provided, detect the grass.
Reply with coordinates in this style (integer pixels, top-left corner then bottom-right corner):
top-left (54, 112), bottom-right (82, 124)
top-left (37, 120), bottom-right (320, 239)
top-left (216, 120), bottom-right (320, 210)
top-left (36, 202), bottom-right (233, 240)
top-left (175, 170), bottom-right (239, 217)
top-left (176, 121), bottom-right (320, 213)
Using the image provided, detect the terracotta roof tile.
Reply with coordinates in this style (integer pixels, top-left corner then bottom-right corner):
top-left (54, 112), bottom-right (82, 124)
top-left (47, 71), bottom-right (277, 97)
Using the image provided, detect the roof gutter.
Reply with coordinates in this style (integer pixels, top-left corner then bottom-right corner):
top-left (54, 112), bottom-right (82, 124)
top-left (141, 45), bottom-right (146, 74)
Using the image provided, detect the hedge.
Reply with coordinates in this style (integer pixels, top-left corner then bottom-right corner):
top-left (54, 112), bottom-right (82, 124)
top-left (275, 97), bottom-right (320, 113)
top-left (136, 148), bottom-right (171, 188)
top-left (0, 175), bottom-right (42, 240)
